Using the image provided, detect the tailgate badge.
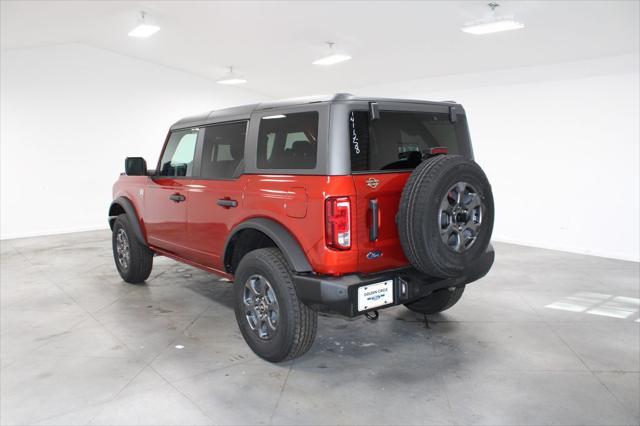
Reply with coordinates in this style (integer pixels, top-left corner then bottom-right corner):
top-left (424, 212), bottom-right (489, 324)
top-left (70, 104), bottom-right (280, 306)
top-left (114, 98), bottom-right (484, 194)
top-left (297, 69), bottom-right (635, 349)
top-left (366, 178), bottom-right (380, 189)
top-left (366, 250), bottom-right (383, 260)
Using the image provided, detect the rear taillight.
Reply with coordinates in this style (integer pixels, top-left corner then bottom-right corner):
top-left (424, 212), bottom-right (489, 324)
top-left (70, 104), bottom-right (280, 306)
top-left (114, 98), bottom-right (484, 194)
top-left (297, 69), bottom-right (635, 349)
top-left (325, 196), bottom-right (351, 250)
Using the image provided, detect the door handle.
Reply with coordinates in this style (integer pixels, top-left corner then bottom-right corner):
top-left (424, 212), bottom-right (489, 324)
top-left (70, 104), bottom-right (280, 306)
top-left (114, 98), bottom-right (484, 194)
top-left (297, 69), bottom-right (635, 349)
top-left (370, 198), bottom-right (379, 241)
top-left (217, 198), bottom-right (238, 208)
top-left (169, 193), bottom-right (186, 203)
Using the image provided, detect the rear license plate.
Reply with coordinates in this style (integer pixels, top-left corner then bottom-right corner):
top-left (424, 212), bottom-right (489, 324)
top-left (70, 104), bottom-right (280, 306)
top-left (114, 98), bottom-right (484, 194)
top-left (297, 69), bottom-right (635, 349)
top-left (358, 280), bottom-right (393, 311)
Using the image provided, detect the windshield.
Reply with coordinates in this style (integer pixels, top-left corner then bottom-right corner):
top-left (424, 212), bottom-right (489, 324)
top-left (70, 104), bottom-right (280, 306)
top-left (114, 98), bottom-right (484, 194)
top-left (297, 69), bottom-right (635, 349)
top-left (349, 110), bottom-right (472, 172)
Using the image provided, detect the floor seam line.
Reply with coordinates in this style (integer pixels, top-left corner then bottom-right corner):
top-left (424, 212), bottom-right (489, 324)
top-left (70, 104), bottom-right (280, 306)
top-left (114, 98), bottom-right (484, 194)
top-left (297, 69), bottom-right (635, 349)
top-left (148, 364), bottom-right (216, 425)
top-left (268, 360), bottom-right (294, 425)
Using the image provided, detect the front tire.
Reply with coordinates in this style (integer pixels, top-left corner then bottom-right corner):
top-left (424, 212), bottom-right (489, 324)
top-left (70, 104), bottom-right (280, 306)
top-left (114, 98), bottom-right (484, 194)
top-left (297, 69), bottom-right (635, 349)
top-left (404, 286), bottom-right (465, 314)
top-left (112, 214), bottom-right (153, 283)
top-left (233, 247), bottom-right (317, 362)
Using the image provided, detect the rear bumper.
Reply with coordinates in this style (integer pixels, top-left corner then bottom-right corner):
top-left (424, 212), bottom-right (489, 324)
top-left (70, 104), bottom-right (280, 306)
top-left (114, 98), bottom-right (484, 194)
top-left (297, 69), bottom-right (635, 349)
top-left (293, 244), bottom-right (494, 317)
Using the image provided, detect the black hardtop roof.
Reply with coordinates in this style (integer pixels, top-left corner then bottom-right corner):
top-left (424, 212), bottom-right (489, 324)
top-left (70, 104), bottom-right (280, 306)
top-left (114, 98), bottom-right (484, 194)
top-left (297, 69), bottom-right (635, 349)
top-left (170, 93), bottom-right (460, 130)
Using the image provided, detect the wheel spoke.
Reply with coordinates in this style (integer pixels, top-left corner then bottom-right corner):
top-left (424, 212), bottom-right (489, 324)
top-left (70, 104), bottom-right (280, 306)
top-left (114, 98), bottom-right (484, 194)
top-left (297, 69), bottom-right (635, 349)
top-left (465, 192), bottom-right (480, 208)
top-left (243, 274), bottom-right (279, 340)
top-left (267, 308), bottom-right (278, 330)
top-left (258, 318), bottom-right (269, 339)
top-left (467, 220), bottom-right (481, 232)
top-left (439, 181), bottom-right (482, 252)
top-left (462, 229), bottom-right (477, 249)
top-left (440, 216), bottom-right (452, 235)
top-left (249, 277), bottom-right (261, 296)
top-left (116, 228), bottom-right (130, 270)
top-left (456, 182), bottom-right (466, 203)
top-left (446, 230), bottom-right (460, 251)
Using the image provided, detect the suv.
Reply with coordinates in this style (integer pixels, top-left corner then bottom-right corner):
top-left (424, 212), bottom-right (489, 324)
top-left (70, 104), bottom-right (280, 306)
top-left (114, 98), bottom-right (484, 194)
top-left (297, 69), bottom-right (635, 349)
top-left (109, 94), bottom-right (494, 362)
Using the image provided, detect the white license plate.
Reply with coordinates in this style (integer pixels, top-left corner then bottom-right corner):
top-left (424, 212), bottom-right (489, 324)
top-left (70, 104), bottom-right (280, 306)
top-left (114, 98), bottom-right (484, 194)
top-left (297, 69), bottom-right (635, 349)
top-left (358, 280), bottom-right (394, 311)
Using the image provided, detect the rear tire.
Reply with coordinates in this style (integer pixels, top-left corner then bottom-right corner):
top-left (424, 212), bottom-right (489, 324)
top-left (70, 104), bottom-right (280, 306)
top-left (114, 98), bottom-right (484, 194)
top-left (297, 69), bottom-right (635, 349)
top-left (233, 247), bottom-right (317, 362)
top-left (112, 214), bottom-right (153, 283)
top-left (404, 286), bottom-right (465, 314)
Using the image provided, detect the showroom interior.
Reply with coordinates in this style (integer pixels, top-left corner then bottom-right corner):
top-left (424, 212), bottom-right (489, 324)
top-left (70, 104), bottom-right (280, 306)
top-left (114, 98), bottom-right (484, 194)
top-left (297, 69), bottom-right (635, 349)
top-left (1, 1), bottom-right (639, 425)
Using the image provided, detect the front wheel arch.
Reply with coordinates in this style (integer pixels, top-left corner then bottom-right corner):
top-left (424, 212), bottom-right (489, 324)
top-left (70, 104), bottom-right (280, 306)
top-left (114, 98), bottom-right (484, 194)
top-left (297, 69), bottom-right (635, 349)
top-left (108, 197), bottom-right (147, 247)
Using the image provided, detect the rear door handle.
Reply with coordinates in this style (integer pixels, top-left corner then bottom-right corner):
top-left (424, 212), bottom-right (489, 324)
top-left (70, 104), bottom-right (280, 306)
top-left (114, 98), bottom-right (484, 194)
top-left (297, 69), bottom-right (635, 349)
top-left (370, 198), bottom-right (379, 241)
top-left (169, 193), bottom-right (186, 203)
top-left (217, 198), bottom-right (238, 208)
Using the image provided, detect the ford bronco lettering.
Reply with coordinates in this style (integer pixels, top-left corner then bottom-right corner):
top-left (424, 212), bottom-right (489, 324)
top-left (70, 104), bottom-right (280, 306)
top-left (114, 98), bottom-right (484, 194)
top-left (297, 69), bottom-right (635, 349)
top-left (109, 94), bottom-right (495, 362)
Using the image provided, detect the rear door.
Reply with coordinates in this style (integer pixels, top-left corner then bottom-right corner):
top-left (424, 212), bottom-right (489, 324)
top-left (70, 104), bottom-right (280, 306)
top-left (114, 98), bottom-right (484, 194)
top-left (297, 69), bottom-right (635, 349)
top-left (348, 103), bottom-right (472, 274)
top-left (185, 121), bottom-right (249, 270)
top-left (145, 128), bottom-right (199, 256)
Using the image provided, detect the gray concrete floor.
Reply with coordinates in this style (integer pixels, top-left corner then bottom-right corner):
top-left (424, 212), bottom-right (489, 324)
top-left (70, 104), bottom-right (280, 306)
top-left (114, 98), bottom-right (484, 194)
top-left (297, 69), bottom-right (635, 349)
top-left (1, 230), bottom-right (639, 426)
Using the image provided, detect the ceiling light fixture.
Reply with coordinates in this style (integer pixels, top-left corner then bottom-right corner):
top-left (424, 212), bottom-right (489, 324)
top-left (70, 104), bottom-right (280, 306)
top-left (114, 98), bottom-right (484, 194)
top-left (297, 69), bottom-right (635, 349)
top-left (216, 67), bottom-right (247, 85)
top-left (128, 11), bottom-right (160, 38)
top-left (312, 42), bottom-right (352, 66)
top-left (461, 2), bottom-right (525, 35)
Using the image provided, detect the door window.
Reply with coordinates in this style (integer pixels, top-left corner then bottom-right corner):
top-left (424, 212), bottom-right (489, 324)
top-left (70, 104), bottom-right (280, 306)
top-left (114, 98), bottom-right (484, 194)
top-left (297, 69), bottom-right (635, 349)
top-left (158, 129), bottom-right (198, 177)
top-left (199, 121), bottom-right (247, 179)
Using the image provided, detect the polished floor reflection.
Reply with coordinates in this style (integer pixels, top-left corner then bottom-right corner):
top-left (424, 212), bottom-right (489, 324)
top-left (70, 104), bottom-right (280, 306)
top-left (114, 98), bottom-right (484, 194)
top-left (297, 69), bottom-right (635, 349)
top-left (1, 230), bottom-right (639, 425)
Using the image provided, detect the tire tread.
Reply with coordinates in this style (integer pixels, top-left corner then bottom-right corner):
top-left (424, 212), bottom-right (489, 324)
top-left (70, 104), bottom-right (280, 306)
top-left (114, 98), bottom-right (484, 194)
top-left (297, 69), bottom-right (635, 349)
top-left (112, 214), bottom-right (153, 283)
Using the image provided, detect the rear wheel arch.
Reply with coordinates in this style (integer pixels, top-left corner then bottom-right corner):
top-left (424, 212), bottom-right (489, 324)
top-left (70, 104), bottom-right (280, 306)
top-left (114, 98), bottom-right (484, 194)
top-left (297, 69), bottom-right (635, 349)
top-left (224, 218), bottom-right (312, 275)
top-left (108, 197), bottom-right (148, 246)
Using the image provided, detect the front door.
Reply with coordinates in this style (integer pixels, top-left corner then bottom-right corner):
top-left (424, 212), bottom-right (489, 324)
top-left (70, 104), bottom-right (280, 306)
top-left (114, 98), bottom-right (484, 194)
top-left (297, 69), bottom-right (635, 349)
top-left (144, 128), bottom-right (199, 256)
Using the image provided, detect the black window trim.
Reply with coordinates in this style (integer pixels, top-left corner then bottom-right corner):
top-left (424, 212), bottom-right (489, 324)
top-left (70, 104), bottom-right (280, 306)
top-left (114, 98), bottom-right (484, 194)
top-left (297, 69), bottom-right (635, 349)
top-left (256, 110), bottom-right (320, 171)
top-left (153, 127), bottom-right (202, 180)
top-left (191, 119), bottom-right (249, 181)
top-left (347, 108), bottom-right (470, 174)
top-left (244, 104), bottom-right (329, 175)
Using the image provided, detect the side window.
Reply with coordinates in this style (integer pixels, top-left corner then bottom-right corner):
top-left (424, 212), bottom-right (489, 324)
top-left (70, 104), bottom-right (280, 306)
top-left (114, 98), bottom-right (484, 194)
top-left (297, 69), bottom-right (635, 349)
top-left (158, 129), bottom-right (198, 177)
top-left (257, 112), bottom-right (318, 170)
top-left (199, 121), bottom-right (247, 179)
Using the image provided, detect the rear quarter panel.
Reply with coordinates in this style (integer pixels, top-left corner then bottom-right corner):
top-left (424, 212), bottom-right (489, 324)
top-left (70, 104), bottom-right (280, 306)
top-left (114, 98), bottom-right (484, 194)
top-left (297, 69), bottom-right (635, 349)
top-left (242, 174), bottom-right (359, 276)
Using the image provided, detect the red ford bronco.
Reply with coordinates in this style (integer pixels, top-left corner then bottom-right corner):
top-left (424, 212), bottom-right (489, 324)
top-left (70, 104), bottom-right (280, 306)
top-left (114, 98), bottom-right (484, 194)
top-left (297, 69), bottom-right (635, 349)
top-left (109, 94), bottom-right (494, 362)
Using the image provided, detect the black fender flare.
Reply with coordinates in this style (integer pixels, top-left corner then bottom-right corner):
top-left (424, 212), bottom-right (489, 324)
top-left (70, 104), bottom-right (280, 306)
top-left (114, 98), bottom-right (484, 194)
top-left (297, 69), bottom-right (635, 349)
top-left (108, 196), bottom-right (148, 246)
top-left (224, 218), bottom-right (312, 273)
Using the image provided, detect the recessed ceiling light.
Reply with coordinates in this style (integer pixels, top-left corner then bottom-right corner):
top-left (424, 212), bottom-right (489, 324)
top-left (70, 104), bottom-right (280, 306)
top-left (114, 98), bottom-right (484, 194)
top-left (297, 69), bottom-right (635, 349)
top-left (217, 67), bottom-right (247, 85)
top-left (128, 12), bottom-right (160, 38)
top-left (462, 2), bottom-right (525, 35)
top-left (312, 42), bottom-right (352, 66)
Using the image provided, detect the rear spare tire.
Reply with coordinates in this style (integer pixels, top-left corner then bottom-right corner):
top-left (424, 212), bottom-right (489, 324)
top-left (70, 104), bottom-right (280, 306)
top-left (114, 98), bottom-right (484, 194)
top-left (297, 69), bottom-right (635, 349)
top-left (398, 155), bottom-right (494, 278)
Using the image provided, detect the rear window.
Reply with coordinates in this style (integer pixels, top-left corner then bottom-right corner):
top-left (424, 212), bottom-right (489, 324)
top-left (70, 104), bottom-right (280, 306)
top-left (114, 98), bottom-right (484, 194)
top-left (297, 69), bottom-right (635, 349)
top-left (257, 112), bottom-right (318, 170)
top-left (349, 110), bottom-right (470, 172)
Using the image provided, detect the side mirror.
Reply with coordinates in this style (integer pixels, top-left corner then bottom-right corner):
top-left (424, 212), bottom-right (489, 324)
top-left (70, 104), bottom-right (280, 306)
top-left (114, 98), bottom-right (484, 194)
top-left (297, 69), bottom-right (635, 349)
top-left (125, 157), bottom-right (147, 176)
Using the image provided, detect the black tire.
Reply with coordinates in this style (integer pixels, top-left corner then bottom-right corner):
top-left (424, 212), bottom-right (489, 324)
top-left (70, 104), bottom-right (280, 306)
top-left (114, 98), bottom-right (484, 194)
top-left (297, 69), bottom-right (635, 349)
top-left (398, 155), bottom-right (494, 278)
top-left (112, 214), bottom-right (153, 283)
top-left (405, 286), bottom-right (465, 314)
top-left (233, 247), bottom-right (317, 362)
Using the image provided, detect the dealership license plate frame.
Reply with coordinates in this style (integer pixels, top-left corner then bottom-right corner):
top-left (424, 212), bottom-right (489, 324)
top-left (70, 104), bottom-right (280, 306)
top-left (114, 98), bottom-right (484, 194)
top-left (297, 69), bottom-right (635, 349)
top-left (357, 280), bottom-right (394, 312)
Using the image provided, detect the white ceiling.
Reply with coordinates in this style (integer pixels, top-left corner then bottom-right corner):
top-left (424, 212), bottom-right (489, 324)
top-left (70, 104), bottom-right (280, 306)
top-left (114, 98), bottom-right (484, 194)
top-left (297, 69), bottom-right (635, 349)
top-left (2, 0), bottom-right (638, 97)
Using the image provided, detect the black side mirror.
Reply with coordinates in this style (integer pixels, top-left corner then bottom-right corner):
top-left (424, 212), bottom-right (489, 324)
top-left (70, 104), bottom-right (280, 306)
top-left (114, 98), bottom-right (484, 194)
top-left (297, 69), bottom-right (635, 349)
top-left (125, 157), bottom-right (147, 176)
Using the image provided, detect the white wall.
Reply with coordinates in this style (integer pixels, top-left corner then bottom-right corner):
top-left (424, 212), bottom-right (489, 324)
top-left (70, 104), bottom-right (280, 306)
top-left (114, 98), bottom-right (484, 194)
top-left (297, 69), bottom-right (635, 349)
top-left (352, 55), bottom-right (640, 261)
top-left (1, 43), bottom-right (267, 239)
